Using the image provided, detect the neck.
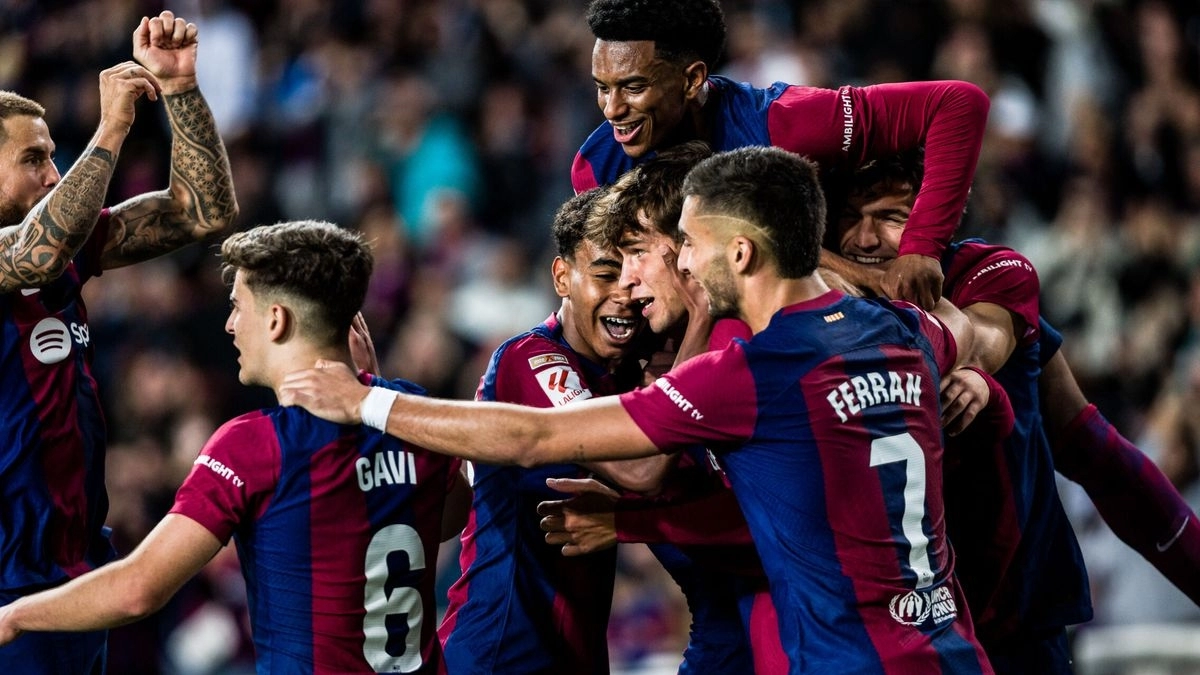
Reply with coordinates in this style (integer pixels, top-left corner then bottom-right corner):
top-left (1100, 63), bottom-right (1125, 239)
top-left (268, 342), bottom-right (356, 398)
top-left (739, 272), bottom-right (831, 335)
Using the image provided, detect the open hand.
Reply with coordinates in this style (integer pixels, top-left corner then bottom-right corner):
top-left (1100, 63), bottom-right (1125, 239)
top-left (537, 477), bottom-right (620, 556)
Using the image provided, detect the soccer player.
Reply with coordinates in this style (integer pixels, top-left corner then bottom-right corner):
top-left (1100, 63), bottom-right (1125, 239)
top-left (279, 146), bottom-right (995, 674)
top-left (831, 152), bottom-right (1200, 670)
top-left (0, 220), bottom-right (470, 673)
top-left (573, 0), bottom-right (990, 309)
top-left (579, 140), bottom-right (775, 673)
top-left (0, 11), bottom-right (237, 672)
top-left (437, 187), bottom-right (648, 673)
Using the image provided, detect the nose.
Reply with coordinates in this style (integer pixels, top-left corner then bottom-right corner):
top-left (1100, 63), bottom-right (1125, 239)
top-left (44, 162), bottom-right (61, 188)
top-left (618, 257), bottom-right (638, 290)
top-left (676, 248), bottom-right (691, 276)
top-left (851, 219), bottom-right (881, 250)
top-left (602, 89), bottom-right (627, 121)
top-left (225, 313), bottom-right (235, 335)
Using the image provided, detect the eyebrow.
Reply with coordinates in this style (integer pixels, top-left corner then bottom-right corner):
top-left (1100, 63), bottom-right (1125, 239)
top-left (594, 73), bottom-right (654, 87)
top-left (591, 256), bottom-right (622, 269)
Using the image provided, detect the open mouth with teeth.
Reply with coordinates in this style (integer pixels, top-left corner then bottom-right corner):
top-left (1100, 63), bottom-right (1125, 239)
top-left (602, 316), bottom-right (639, 340)
top-left (846, 254), bottom-right (889, 265)
top-left (612, 121), bottom-right (644, 144)
top-left (631, 297), bottom-right (654, 318)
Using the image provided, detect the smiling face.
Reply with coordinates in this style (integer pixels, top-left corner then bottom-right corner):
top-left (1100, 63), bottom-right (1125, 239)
top-left (836, 189), bottom-right (913, 270)
top-left (616, 215), bottom-right (690, 334)
top-left (0, 115), bottom-right (60, 226)
top-left (592, 40), bottom-right (701, 159)
top-left (555, 237), bottom-right (645, 366)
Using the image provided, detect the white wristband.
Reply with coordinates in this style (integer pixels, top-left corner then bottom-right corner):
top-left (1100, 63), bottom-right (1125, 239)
top-left (360, 387), bottom-right (399, 432)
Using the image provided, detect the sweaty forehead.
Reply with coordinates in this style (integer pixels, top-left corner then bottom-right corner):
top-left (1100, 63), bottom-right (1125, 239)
top-left (592, 39), bottom-right (663, 81)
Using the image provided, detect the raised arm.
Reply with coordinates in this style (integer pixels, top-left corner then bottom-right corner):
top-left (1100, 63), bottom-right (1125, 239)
top-left (0, 63), bottom-right (160, 293)
top-left (278, 360), bottom-right (661, 467)
top-left (100, 11), bottom-right (237, 269)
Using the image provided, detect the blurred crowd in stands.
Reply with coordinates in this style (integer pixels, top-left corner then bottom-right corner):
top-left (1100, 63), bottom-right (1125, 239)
top-left (2, 0), bottom-right (1199, 672)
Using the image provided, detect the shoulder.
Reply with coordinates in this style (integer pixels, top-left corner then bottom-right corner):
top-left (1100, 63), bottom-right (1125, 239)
top-left (944, 240), bottom-right (1038, 291)
top-left (574, 122), bottom-right (635, 189)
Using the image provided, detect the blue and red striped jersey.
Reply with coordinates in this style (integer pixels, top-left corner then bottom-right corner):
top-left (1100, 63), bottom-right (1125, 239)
top-left (572, 76), bottom-right (988, 260)
top-left (439, 313), bottom-right (638, 674)
top-left (0, 214), bottom-right (115, 592)
top-left (170, 375), bottom-right (458, 674)
top-left (620, 291), bottom-right (993, 674)
top-left (940, 240), bottom-right (1091, 642)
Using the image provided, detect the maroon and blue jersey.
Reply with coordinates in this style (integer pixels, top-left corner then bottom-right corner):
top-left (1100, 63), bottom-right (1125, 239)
top-left (621, 291), bottom-right (992, 674)
top-left (618, 446), bottom-right (759, 674)
top-left (439, 313), bottom-right (638, 674)
top-left (0, 214), bottom-right (115, 593)
top-left (572, 76), bottom-right (988, 260)
top-left (170, 375), bottom-right (457, 674)
top-left (939, 241), bottom-right (1091, 644)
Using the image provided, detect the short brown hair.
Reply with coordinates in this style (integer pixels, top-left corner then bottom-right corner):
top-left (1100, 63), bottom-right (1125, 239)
top-left (0, 91), bottom-right (46, 147)
top-left (588, 140), bottom-right (713, 247)
top-left (221, 220), bottom-right (374, 347)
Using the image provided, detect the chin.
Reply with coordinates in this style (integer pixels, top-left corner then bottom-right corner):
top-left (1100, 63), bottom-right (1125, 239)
top-left (620, 142), bottom-right (651, 159)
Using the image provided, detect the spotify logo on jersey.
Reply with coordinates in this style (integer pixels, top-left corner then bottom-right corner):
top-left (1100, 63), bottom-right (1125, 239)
top-left (30, 318), bottom-right (72, 364)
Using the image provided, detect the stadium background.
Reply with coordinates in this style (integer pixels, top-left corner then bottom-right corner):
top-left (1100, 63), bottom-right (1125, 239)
top-left (2, 0), bottom-right (1199, 672)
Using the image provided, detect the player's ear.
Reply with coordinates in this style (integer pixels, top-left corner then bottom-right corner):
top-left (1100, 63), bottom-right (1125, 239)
top-left (683, 60), bottom-right (707, 101)
top-left (730, 236), bottom-right (754, 274)
top-left (551, 256), bottom-right (571, 299)
top-left (267, 303), bottom-right (290, 342)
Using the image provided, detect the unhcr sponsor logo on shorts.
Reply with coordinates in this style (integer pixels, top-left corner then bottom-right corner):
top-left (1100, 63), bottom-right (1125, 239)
top-left (888, 585), bottom-right (958, 626)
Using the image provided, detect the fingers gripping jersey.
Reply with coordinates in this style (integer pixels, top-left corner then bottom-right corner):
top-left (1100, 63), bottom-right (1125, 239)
top-left (170, 376), bottom-right (457, 674)
top-left (621, 291), bottom-right (992, 674)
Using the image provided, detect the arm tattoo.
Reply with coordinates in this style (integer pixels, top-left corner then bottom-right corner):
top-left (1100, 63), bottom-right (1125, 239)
top-left (163, 88), bottom-right (236, 233)
top-left (0, 147), bottom-right (115, 292)
top-left (103, 88), bottom-right (236, 268)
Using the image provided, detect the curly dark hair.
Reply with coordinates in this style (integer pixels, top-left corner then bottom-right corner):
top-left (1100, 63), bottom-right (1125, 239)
top-left (552, 187), bottom-right (609, 259)
top-left (221, 220), bottom-right (374, 347)
top-left (586, 0), bottom-right (726, 67)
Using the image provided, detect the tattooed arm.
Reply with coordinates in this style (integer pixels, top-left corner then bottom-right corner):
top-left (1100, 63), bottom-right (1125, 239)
top-left (0, 63), bottom-right (161, 293)
top-left (100, 11), bottom-right (238, 270)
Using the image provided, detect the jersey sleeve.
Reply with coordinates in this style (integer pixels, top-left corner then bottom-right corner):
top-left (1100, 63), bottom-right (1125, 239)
top-left (619, 346), bottom-right (757, 451)
top-left (571, 151), bottom-right (601, 193)
top-left (767, 81), bottom-right (989, 259)
top-left (891, 300), bottom-right (959, 377)
top-left (708, 318), bottom-right (753, 351)
top-left (168, 412), bottom-right (281, 544)
top-left (74, 209), bottom-right (112, 282)
top-left (616, 482), bottom-right (753, 546)
top-left (948, 247), bottom-right (1042, 344)
top-left (494, 337), bottom-right (598, 409)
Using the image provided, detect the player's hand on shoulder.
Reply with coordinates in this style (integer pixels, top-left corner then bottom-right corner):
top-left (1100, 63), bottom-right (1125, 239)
top-left (278, 359), bottom-right (369, 425)
top-left (883, 254), bottom-right (942, 310)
